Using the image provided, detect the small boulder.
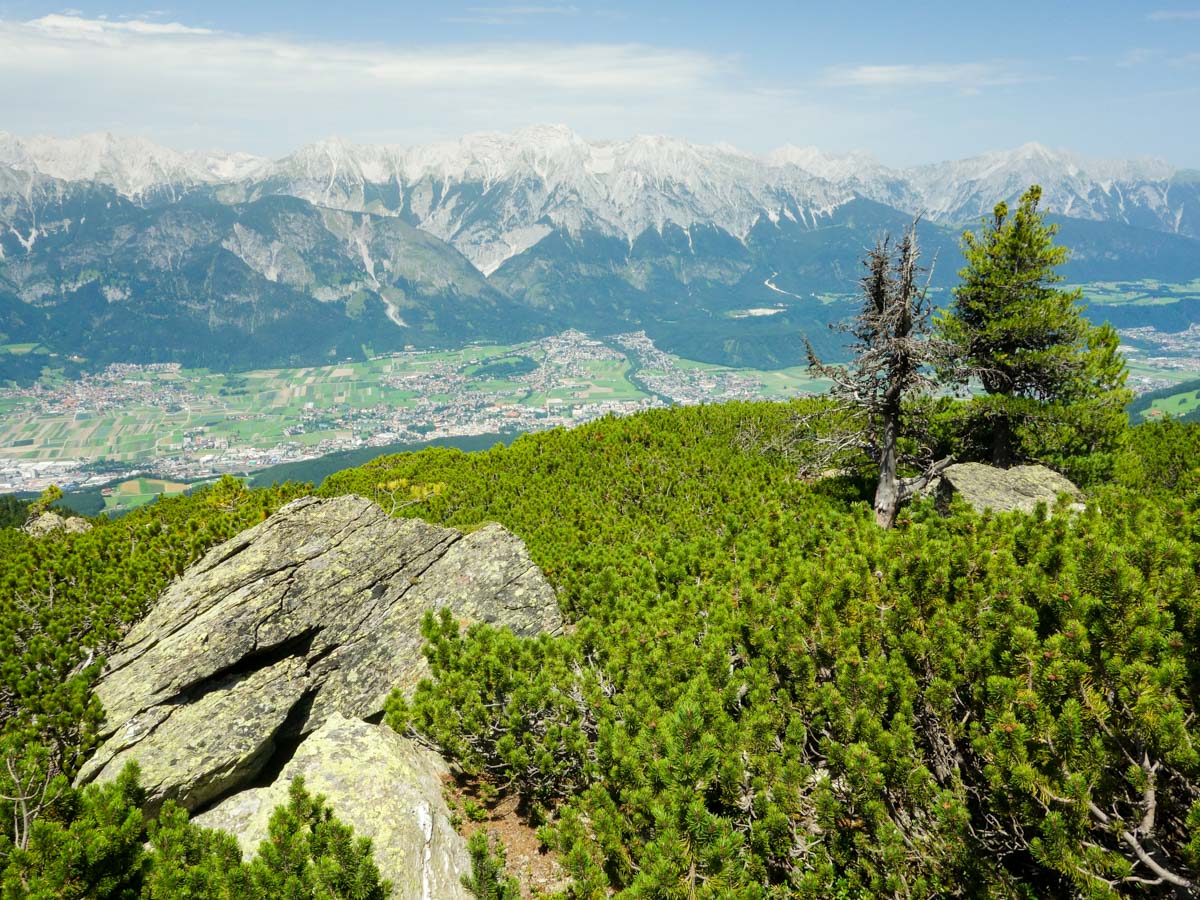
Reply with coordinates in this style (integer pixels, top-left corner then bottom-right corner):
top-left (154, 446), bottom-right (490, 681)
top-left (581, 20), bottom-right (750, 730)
top-left (193, 713), bottom-right (471, 900)
top-left (23, 511), bottom-right (92, 536)
top-left (934, 463), bottom-right (1084, 515)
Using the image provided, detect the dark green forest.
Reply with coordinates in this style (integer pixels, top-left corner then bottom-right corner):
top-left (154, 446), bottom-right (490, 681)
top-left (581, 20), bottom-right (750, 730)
top-left (0, 496), bottom-right (30, 530)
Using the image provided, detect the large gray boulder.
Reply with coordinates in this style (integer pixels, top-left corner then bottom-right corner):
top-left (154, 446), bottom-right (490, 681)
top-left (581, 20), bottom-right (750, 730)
top-left (935, 463), bottom-right (1084, 515)
top-left (194, 713), bottom-right (471, 900)
top-left (23, 511), bottom-right (92, 536)
top-left (77, 495), bottom-right (560, 814)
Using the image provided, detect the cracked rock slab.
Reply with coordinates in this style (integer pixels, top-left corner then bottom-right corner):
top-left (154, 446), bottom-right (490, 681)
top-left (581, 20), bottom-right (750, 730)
top-left (78, 495), bottom-right (560, 813)
top-left (193, 713), bottom-right (471, 900)
top-left (77, 657), bottom-right (310, 817)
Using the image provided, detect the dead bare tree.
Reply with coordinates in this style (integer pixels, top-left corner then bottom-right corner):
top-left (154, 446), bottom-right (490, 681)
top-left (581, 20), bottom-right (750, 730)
top-left (372, 478), bottom-right (445, 516)
top-left (806, 222), bottom-right (951, 528)
top-left (0, 749), bottom-right (67, 851)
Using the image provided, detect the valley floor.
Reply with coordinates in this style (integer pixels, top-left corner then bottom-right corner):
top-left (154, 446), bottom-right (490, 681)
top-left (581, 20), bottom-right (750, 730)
top-left (0, 330), bottom-right (827, 494)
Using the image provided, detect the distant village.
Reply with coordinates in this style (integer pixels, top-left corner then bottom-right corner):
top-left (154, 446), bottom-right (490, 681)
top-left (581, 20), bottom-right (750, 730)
top-left (5, 323), bottom-right (1193, 496)
top-left (0, 332), bottom-right (777, 494)
top-left (1119, 323), bottom-right (1200, 389)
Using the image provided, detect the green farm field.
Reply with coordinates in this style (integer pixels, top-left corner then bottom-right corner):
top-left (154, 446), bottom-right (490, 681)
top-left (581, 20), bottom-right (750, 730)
top-left (1075, 278), bottom-right (1200, 307)
top-left (1147, 391), bottom-right (1200, 418)
top-left (98, 477), bottom-right (206, 513)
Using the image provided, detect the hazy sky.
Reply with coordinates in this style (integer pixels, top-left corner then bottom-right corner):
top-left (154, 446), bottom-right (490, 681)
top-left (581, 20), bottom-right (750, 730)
top-left (1, 1), bottom-right (1197, 165)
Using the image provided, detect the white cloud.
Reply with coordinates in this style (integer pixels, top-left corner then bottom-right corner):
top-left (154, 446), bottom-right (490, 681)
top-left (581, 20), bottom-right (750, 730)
top-left (468, 5), bottom-right (579, 14)
top-left (0, 13), bottom-right (811, 155)
top-left (1116, 46), bottom-right (1199, 68)
top-left (444, 5), bottom-right (580, 26)
top-left (442, 16), bottom-right (515, 25)
top-left (1118, 47), bottom-right (1162, 67)
top-left (0, 13), bottom-right (1052, 165)
top-left (364, 45), bottom-right (713, 90)
top-left (29, 14), bottom-right (214, 36)
top-left (823, 62), bottom-right (1024, 90)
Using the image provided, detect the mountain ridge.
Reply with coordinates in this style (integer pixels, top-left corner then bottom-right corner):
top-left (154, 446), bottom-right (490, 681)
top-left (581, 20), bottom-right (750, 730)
top-left (3, 126), bottom-right (1200, 376)
top-left (3, 127), bottom-right (1196, 274)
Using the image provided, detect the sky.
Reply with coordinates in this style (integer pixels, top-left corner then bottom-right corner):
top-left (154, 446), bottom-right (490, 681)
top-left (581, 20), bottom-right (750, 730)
top-left (0, 1), bottom-right (1197, 166)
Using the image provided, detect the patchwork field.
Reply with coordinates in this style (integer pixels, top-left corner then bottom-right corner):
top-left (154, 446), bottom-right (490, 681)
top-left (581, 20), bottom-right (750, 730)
top-left (103, 478), bottom-right (197, 513)
top-left (1146, 390), bottom-right (1200, 418)
top-left (1076, 278), bottom-right (1200, 307)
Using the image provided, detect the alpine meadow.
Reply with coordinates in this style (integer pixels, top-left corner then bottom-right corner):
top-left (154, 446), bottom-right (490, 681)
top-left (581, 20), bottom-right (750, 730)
top-left (4, 3), bottom-right (1200, 899)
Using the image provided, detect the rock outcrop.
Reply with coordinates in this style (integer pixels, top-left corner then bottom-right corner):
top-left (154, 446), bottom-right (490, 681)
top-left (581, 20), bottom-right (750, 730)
top-left (76, 494), bottom-right (561, 815)
top-left (194, 713), bottom-right (471, 900)
top-left (23, 511), bottom-right (93, 536)
top-left (934, 463), bottom-right (1084, 515)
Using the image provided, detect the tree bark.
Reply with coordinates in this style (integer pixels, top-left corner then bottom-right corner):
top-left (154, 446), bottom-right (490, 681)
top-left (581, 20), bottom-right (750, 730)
top-left (990, 415), bottom-right (1012, 468)
top-left (874, 411), bottom-right (900, 528)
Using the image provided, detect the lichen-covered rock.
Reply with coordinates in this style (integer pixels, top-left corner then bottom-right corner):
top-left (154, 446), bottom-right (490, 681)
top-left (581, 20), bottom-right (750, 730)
top-left (78, 658), bottom-right (309, 815)
top-left (193, 713), bottom-right (471, 900)
top-left (77, 495), bottom-right (560, 813)
top-left (23, 511), bottom-right (92, 536)
top-left (935, 463), bottom-right (1084, 515)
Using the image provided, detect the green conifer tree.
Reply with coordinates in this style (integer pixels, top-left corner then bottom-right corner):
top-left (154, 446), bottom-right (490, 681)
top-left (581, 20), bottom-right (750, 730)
top-left (461, 831), bottom-right (521, 900)
top-left (248, 777), bottom-right (391, 900)
top-left (143, 801), bottom-right (250, 899)
top-left (0, 765), bottom-right (148, 899)
top-left (937, 185), bottom-right (1131, 473)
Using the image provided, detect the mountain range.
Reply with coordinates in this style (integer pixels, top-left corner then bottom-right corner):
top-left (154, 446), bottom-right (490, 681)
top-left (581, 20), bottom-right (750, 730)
top-left (3, 126), bottom-right (1199, 378)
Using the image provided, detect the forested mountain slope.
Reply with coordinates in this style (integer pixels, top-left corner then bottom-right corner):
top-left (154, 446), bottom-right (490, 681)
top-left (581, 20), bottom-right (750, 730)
top-left (0, 186), bottom-right (542, 371)
top-left (3, 402), bottom-right (1200, 896)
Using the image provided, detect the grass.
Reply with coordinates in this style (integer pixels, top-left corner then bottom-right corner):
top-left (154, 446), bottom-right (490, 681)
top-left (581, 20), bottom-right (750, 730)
top-left (1146, 392), bottom-right (1200, 418)
top-left (1125, 359), bottom-right (1200, 388)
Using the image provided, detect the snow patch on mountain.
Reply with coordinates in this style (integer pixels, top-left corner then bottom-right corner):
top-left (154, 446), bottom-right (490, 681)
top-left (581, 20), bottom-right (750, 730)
top-left (222, 223), bottom-right (313, 287)
top-left (8, 226), bottom-right (38, 253)
top-left (0, 131), bottom-right (263, 197)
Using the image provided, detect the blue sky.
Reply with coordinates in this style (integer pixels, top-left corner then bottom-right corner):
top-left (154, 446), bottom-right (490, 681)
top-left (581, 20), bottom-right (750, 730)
top-left (0, 1), bottom-right (1197, 164)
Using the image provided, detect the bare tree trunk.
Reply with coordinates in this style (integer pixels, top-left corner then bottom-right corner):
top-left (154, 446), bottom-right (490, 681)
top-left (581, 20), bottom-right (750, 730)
top-left (990, 417), bottom-right (1012, 467)
top-left (874, 411), bottom-right (899, 528)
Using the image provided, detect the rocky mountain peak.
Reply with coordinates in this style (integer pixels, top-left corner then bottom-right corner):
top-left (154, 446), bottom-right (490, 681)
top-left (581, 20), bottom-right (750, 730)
top-left (2, 127), bottom-right (1195, 274)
